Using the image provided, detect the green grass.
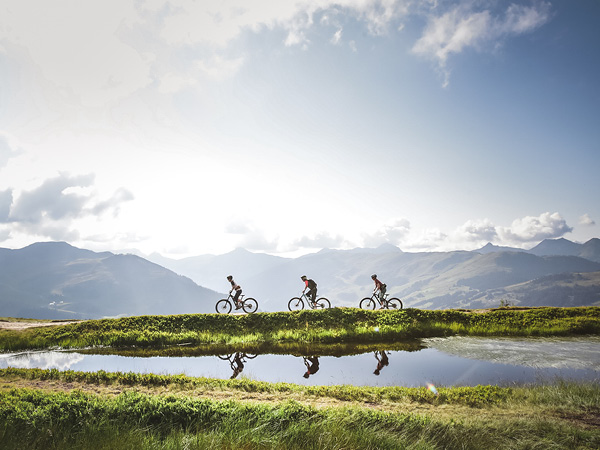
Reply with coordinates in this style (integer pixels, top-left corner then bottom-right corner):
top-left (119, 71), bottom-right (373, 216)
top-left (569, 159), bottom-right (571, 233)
top-left (1, 307), bottom-right (599, 351)
top-left (0, 367), bottom-right (512, 407)
top-left (0, 379), bottom-right (598, 450)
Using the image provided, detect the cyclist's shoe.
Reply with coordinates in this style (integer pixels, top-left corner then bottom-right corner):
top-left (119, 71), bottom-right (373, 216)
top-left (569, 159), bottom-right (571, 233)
top-left (235, 303), bottom-right (242, 310)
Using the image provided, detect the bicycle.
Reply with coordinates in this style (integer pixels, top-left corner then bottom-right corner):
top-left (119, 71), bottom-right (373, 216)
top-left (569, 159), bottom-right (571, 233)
top-left (215, 292), bottom-right (258, 314)
top-left (217, 352), bottom-right (257, 379)
top-left (359, 292), bottom-right (403, 310)
top-left (217, 353), bottom-right (258, 363)
top-left (288, 292), bottom-right (331, 311)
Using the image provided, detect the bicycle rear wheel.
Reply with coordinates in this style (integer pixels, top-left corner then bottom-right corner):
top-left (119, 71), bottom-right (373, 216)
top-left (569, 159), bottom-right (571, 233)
top-left (288, 297), bottom-right (304, 311)
top-left (216, 299), bottom-right (232, 314)
top-left (242, 298), bottom-right (258, 313)
top-left (386, 298), bottom-right (403, 310)
top-left (360, 297), bottom-right (376, 310)
top-left (315, 298), bottom-right (331, 309)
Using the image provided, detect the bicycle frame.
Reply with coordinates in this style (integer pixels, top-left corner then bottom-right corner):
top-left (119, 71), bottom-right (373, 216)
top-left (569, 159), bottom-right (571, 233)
top-left (300, 291), bottom-right (318, 308)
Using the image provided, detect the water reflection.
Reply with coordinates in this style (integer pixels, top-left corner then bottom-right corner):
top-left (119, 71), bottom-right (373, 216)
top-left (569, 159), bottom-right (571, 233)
top-left (0, 350), bottom-right (84, 370)
top-left (373, 351), bottom-right (389, 376)
top-left (1, 336), bottom-right (598, 387)
top-left (303, 357), bottom-right (320, 379)
top-left (218, 353), bottom-right (258, 379)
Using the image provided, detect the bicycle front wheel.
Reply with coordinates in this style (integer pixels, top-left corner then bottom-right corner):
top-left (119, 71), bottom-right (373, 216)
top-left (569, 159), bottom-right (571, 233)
top-left (386, 298), bottom-right (403, 310)
top-left (288, 297), bottom-right (304, 311)
top-left (315, 298), bottom-right (331, 309)
top-left (216, 299), bottom-right (232, 314)
top-left (360, 297), bottom-right (376, 310)
top-left (242, 298), bottom-right (258, 314)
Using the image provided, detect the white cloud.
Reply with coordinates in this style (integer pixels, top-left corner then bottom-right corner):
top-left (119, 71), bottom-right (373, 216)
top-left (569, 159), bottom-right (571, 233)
top-left (455, 218), bottom-right (498, 242)
top-left (294, 232), bottom-right (348, 249)
top-left (196, 55), bottom-right (246, 80)
top-left (331, 28), bottom-right (343, 45)
top-left (362, 217), bottom-right (411, 247)
top-left (498, 212), bottom-right (572, 244)
top-left (0, 1), bottom-right (153, 108)
top-left (0, 132), bottom-right (22, 169)
top-left (579, 213), bottom-right (595, 226)
top-left (0, 190), bottom-right (12, 222)
top-left (4, 173), bottom-right (134, 241)
top-left (225, 219), bottom-right (279, 251)
top-left (412, 1), bottom-right (551, 86)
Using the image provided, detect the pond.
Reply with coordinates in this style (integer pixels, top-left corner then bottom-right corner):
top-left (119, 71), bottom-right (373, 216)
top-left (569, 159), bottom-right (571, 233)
top-left (2, 336), bottom-right (599, 387)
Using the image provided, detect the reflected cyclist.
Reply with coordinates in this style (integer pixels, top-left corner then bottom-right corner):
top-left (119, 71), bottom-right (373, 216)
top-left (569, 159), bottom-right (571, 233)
top-left (303, 356), bottom-right (320, 378)
top-left (373, 350), bottom-right (389, 375)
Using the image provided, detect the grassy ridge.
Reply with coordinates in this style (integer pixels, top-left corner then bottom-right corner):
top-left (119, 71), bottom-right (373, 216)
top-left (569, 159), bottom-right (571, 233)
top-left (0, 374), bottom-right (598, 450)
top-left (0, 367), bottom-right (511, 407)
top-left (1, 306), bottom-right (599, 351)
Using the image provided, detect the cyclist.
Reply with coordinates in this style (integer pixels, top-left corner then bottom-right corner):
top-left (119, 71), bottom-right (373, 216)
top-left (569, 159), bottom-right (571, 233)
top-left (227, 275), bottom-right (243, 309)
top-left (301, 275), bottom-right (318, 304)
top-left (371, 274), bottom-right (387, 308)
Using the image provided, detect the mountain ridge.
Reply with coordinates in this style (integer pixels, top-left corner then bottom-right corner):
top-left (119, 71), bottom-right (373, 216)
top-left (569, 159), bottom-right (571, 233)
top-left (2, 238), bottom-right (600, 318)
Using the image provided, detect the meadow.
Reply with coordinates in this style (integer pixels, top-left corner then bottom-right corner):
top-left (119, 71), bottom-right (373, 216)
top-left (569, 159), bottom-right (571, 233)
top-left (1, 306), bottom-right (598, 351)
top-left (1, 306), bottom-right (599, 449)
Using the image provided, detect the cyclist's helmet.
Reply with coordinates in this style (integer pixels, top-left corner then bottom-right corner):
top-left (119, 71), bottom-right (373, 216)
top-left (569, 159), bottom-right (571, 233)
top-left (227, 275), bottom-right (233, 281)
top-left (301, 275), bottom-right (307, 280)
top-left (371, 274), bottom-right (377, 279)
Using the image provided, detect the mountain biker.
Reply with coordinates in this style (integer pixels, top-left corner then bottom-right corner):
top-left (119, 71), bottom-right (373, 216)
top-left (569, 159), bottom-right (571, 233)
top-left (301, 275), bottom-right (317, 303)
top-left (371, 274), bottom-right (387, 307)
top-left (227, 275), bottom-right (243, 309)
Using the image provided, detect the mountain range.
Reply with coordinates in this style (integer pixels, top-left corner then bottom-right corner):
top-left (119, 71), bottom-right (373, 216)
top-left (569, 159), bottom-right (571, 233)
top-left (1, 238), bottom-right (599, 319)
top-left (0, 242), bottom-right (220, 320)
top-left (146, 238), bottom-right (600, 311)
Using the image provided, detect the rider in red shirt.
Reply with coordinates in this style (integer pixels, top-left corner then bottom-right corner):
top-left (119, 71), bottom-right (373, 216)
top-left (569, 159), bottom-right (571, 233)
top-left (301, 275), bottom-right (317, 303)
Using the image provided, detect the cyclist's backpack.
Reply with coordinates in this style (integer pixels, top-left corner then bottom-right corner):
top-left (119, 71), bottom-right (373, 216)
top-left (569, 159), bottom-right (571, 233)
top-left (308, 279), bottom-right (317, 290)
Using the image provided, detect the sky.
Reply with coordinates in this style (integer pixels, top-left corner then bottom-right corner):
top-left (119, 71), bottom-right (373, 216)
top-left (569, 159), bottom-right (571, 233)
top-left (0, 0), bottom-right (599, 258)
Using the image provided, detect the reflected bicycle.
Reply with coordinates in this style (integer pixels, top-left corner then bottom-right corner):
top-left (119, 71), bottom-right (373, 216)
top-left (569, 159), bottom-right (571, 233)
top-left (215, 292), bottom-right (258, 314)
top-left (288, 292), bottom-right (331, 311)
top-left (359, 293), bottom-right (403, 310)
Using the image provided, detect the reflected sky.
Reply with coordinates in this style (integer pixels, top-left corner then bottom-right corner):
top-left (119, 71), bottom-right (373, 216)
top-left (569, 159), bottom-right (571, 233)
top-left (1, 336), bottom-right (599, 387)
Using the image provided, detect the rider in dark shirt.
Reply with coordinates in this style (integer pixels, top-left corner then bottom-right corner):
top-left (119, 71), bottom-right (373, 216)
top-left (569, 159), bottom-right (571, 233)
top-left (301, 275), bottom-right (317, 303)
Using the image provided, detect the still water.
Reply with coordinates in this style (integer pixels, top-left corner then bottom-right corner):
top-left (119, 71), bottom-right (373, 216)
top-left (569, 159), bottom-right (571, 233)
top-left (1, 336), bottom-right (599, 387)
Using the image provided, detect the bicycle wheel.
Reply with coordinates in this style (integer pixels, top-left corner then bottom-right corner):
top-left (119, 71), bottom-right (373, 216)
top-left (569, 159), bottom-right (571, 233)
top-left (288, 297), bottom-right (304, 311)
top-left (215, 299), bottom-right (232, 314)
top-left (315, 297), bottom-right (331, 309)
top-left (386, 298), bottom-right (403, 310)
top-left (360, 297), bottom-right (376, 310)
top-left (242, 298), bottom-right (258, 314)
top-left (244, 354), bottom-right (258, 359)
top-left (217, 355), bottom-right (232, 360)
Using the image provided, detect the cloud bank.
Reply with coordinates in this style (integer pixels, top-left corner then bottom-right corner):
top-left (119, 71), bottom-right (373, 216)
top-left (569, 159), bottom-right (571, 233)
top-left (0, 173), bottom-right (133, 242)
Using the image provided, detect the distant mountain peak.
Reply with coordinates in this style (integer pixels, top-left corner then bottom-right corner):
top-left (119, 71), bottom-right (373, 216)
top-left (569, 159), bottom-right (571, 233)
top-left (375, 243), bottom-right (403, 253)
top-left (529, 237), bottom-right (580, 256)
top-left (474, 242), bottom-right (525, 254)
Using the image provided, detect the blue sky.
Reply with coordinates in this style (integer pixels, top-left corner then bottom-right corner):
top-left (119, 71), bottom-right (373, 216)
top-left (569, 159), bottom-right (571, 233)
top-left (0, 0), bottom-right (598, 257)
